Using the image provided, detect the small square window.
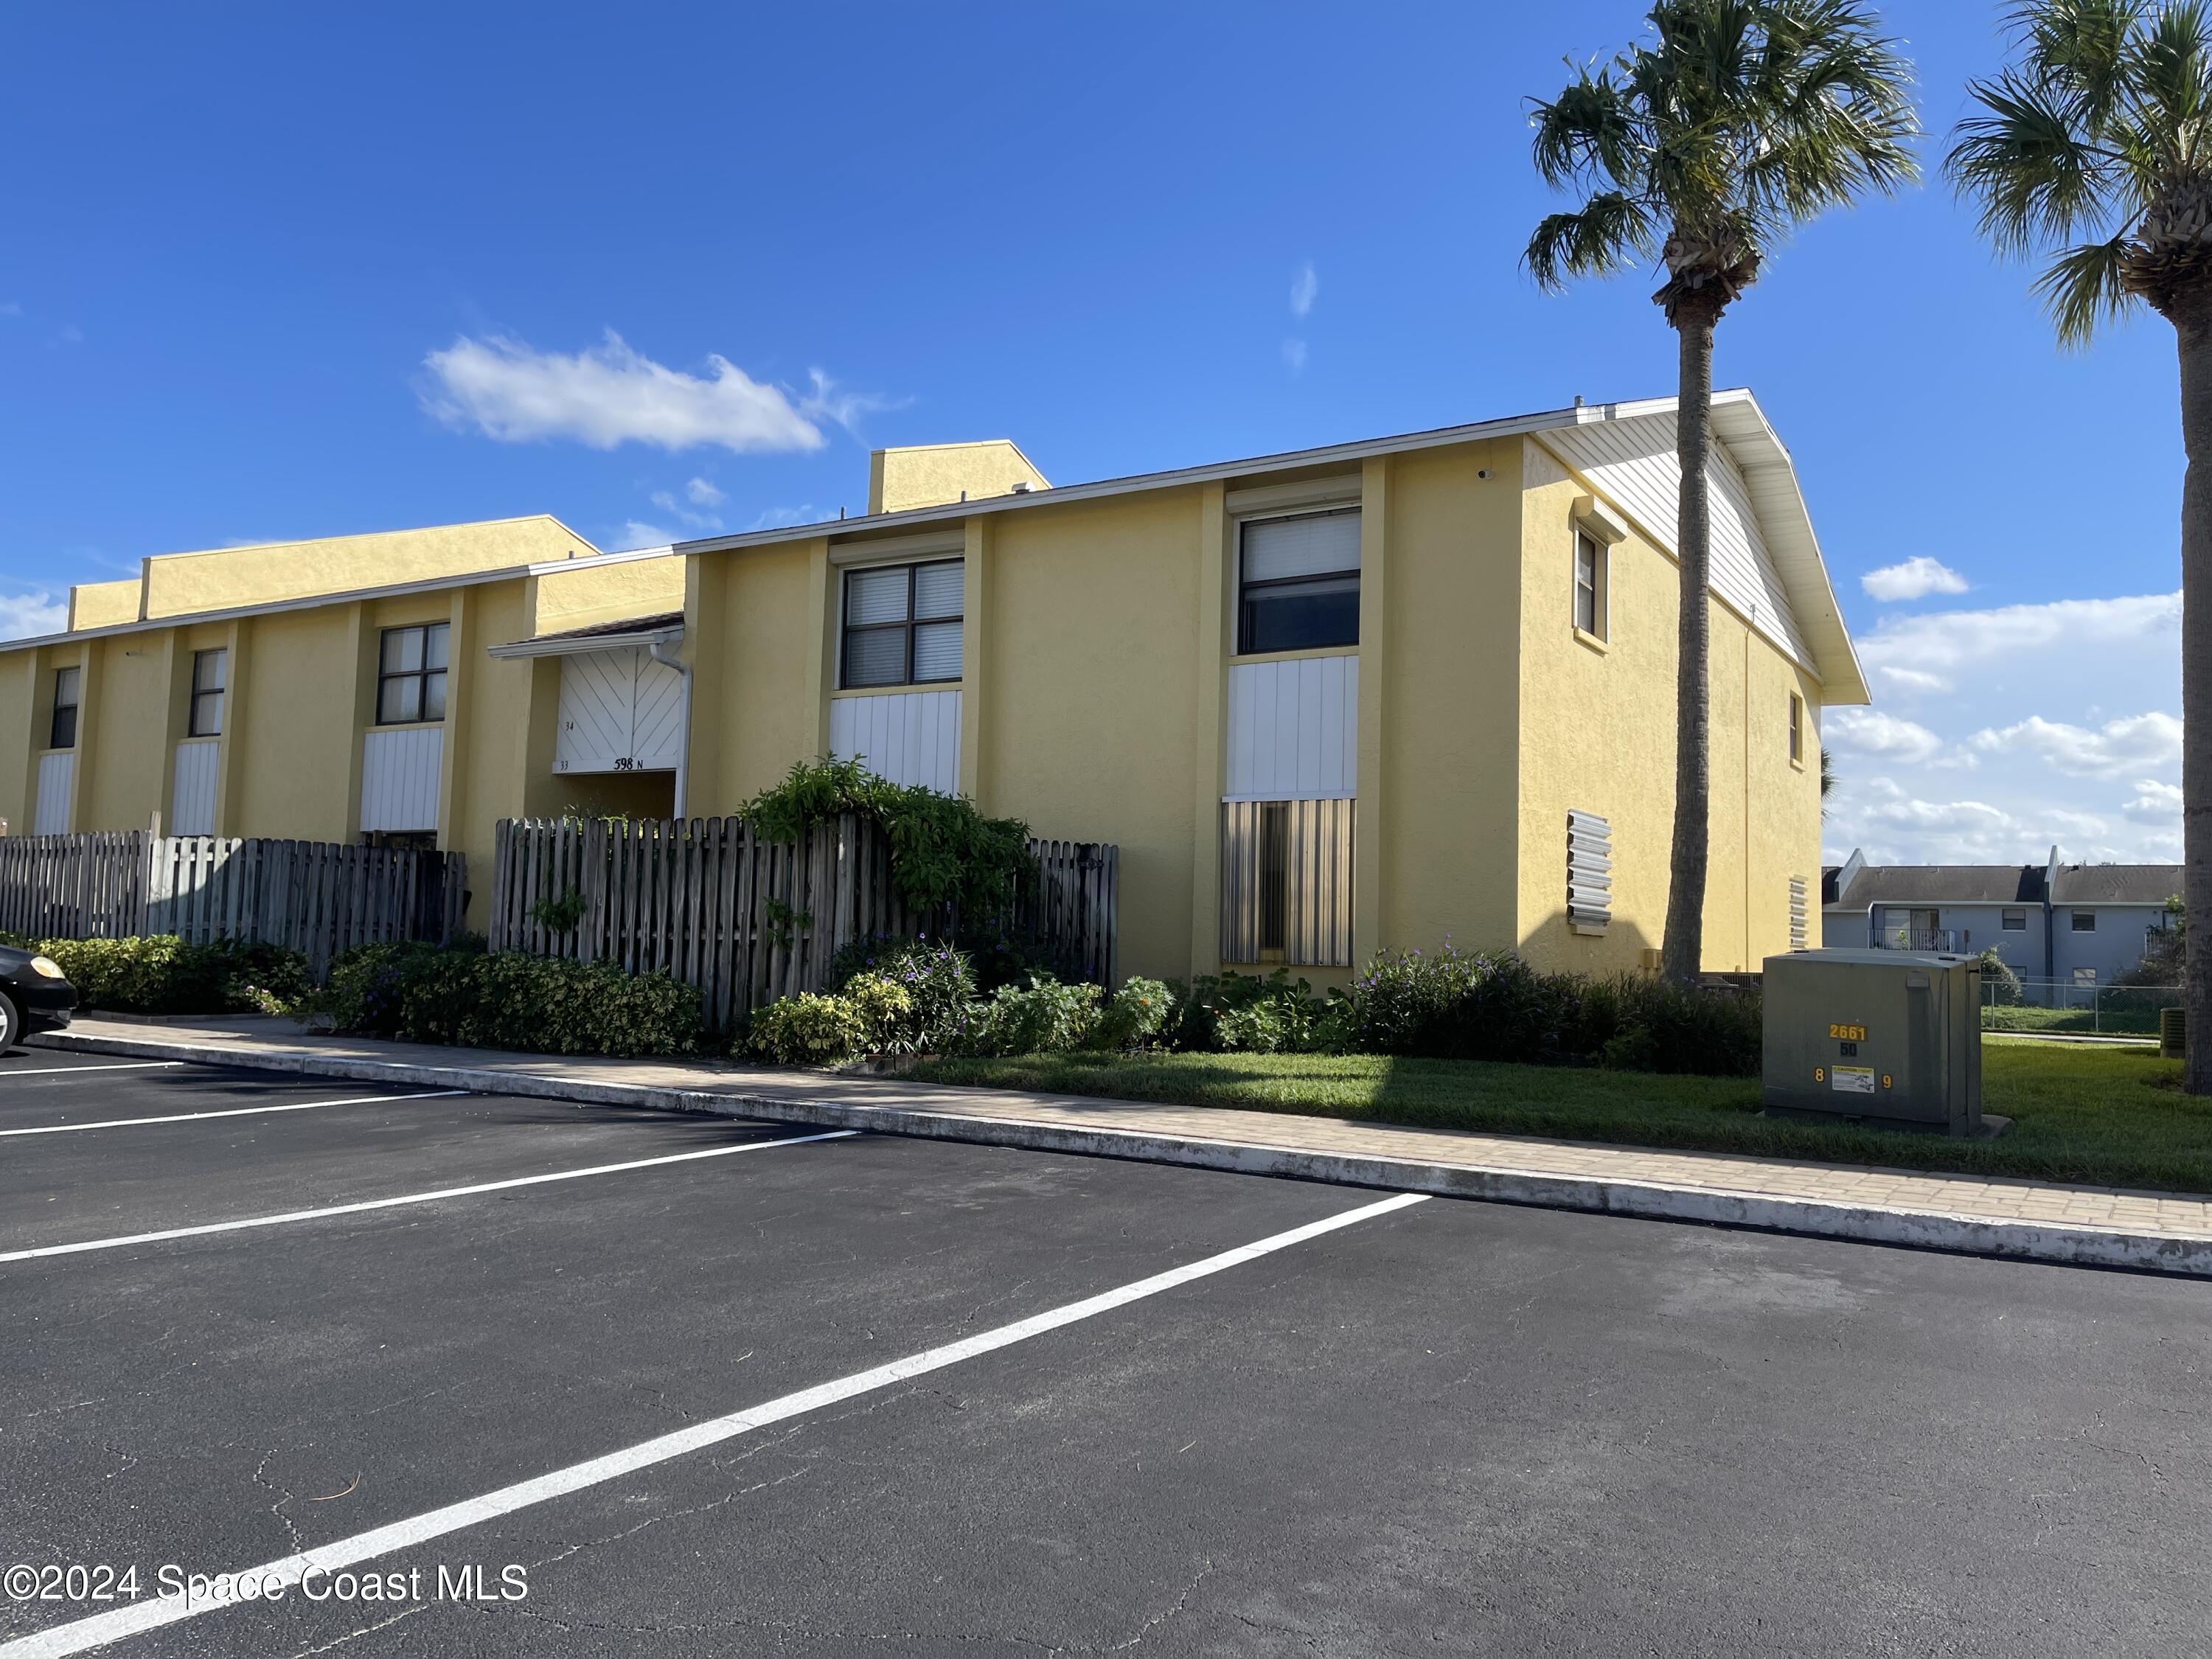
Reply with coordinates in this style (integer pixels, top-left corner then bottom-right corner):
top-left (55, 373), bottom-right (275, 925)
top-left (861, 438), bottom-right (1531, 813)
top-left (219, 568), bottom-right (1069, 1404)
top-left (375, 623), bottom-right (449, 726)
top-left (2001, 909), bottom-right (2027, 931)
top-left (2071, 910), bottom-right (2097, 933)
top-left (841, 560), bottom-right (964, 688)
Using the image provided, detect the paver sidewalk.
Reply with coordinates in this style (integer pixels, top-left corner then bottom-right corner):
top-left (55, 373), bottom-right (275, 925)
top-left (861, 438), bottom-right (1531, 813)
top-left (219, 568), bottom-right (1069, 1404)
top-left (28, 1016), bottom-right (2212, 1277)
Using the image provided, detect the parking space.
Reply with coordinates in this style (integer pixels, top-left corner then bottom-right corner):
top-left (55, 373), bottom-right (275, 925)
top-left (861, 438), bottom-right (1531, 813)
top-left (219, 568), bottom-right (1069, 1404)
top-left (6, 1053), bottom-right (2212, 1657)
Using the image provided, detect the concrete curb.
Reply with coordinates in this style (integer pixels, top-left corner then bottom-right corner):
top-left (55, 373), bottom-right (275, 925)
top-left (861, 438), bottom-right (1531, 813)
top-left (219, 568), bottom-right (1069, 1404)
top-left (29, 1028), bottom-right (2212, 1279)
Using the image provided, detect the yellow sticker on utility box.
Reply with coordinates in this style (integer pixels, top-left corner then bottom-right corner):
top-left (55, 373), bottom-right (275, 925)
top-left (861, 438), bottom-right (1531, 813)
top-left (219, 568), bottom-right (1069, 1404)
top-left (1831, 1065), bottom-right (1877, 1094)
top-left (1828, 1023), bottom-right (1868, 1042)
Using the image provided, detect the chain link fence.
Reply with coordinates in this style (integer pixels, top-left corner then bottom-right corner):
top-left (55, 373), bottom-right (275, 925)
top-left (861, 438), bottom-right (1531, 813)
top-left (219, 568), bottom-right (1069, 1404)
top-left (1982, 978), bottom-right (2180, 1036)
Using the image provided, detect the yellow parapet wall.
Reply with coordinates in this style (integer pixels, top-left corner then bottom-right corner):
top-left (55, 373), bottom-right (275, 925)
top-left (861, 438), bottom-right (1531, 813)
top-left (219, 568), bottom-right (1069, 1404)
top-left (869, 442), bottom-right (1049, 515)
top-left (67, 579), bottom-right (143, 631)
top-left (134, 515), bottom-right (597, 621)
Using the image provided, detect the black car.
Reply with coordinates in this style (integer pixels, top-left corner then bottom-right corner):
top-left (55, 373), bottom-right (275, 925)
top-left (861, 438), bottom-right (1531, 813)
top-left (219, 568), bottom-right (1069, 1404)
top-left (0, 944), bottom-right (75, 1050)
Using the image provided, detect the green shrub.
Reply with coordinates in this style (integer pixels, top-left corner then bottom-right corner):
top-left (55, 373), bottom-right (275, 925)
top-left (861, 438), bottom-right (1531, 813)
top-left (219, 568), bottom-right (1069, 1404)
top-left (317, 941), bottom-right (703, 1057)
top-left (842, 973), bottom-right (917, 1053)
top-left (1090, 976), bottom-right (1175, 1050)
top-left (1338, 944), bottom-right (1758, 1076)
top-left (0, 929), bottom-right (29, 950)
top-left (31, 934), bottom-right (313, 1016)
top-left (748, 991), bottom-right (869, 1066)
top-left (953, 975), bottom-right (1101, 1056)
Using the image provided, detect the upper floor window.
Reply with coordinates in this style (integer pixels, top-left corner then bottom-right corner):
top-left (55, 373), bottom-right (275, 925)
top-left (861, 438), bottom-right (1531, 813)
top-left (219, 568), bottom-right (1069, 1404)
top-left (1238, 509), bottom-right (1360, 655)
top-left (1789, 692), bottom-right (1805, 764)
top-left (841, 560), bottom-right (964, 689)
top-left (1573, 529), bottom-right (1607, 639)
top-left (2071, 910), bottom-right (2097, 933)
top-left (377, 622), bottom-right (449, 725)
top-left (49, 666), bottom-right (80, 751)
top-left (2001, 908), bottom-right (2028, 931)
top-left (189, 648), bottom-right (227, 737)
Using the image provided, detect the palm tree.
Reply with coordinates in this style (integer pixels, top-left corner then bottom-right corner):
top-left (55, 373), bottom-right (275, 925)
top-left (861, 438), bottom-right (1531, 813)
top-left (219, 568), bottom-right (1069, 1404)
top-left (1947, 1), bottom-right (2212, 1089)
top-left (1526, 1), bottom-right (1916, 981)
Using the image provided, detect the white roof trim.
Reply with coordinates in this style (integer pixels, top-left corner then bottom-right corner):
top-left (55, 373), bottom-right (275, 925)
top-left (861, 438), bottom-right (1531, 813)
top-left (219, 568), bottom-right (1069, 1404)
top-left (679, 389), bottom-right (1867, 702)
top-left (487, 622), bottom-right (684, 660)
top-left (0, 541), bottom-right (678, 656)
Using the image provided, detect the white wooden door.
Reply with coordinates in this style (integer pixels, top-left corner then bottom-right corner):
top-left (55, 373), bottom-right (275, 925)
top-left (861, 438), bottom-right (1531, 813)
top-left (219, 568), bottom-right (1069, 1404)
top-left (556, 647), bottom-right (682, 775)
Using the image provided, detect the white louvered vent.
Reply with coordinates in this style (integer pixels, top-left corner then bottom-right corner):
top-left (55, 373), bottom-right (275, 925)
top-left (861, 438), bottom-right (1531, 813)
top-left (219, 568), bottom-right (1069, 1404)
top-left (1789, 875), bottom-right (1809, 951)
top-left (1567, 811), bottom-right (1613, 934)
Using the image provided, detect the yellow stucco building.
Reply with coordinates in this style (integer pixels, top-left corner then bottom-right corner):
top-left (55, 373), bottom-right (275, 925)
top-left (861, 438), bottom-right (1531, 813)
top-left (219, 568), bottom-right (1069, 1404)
top-left (0, 389), bottom-right (1865, 979)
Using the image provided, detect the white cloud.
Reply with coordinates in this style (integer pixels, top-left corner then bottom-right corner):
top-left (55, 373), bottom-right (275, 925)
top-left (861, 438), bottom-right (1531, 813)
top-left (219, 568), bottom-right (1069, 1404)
top-left (796, 369), bottom-right (904, 437)
top-left (1969, 712), bottom-right (2183, 778)
top-left (1823, 587), bottom-right (2184, 866)
top-left (686, 476), bottom-right (726, 507)
top-left (1289, 260), bottom-right (1318, 319)
top-left (1857, 591), bottom-right (2179, 692)
top-left (649, 488), bottom-right (723, 532)
top-left (612, 521), bottom-right (676, 551)
top-left (0, 590), bottom-right (66, 641)
top-left (1282, 338), bottom-right (1307, 372)
top-left (747, 504), bottom-right (818, 531)
top-left (1874, 664), bottom-right (1950, 695)
top-left (2124, 779), bottom-right (2184, 823)
top-left (1860, 556), bottom-right (1968, 602)
top-left (421, 330), bottom-right (831, 454)
top-left (1826, 707), bottom-right (1944, 765)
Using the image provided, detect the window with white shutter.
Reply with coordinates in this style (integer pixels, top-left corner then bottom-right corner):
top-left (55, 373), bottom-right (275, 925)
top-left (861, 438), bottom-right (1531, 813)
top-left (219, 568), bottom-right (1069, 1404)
top-left (1220, 799), bottom-right (1354, 966)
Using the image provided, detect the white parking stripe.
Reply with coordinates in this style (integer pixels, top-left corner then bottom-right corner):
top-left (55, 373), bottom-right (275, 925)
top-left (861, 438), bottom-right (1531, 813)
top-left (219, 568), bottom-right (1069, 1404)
top-left (0, 1090), bottom-right (470, 1138)
top-left (0, 1190), bottom-right (1427, 1658)
top-left (0, 1062), bottom-right (184, 1079)
top-left (0, 1130), bottom-right (859, 1264)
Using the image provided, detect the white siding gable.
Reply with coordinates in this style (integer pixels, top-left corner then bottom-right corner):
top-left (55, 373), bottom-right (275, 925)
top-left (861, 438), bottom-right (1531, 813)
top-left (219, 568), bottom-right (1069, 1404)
top-left (1534, 418), bottom-right (1812, 667)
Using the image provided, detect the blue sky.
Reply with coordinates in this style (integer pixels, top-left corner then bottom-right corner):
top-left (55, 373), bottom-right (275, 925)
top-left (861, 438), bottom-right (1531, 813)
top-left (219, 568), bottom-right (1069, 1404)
top-left (0, 1), bottom-right (2185, 866)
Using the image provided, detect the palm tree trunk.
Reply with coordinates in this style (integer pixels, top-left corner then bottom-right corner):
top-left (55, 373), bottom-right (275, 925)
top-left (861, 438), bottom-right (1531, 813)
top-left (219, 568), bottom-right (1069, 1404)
top-left (1661, 299), bottom-right (1719, 984)
top-left (2180, 311), bottom-right (2212, 1091)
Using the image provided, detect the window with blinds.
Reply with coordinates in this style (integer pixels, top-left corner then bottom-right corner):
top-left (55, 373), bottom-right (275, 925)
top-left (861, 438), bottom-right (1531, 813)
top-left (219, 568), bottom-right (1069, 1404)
top-left (1238, 509), bottom-right (1360, 654)
top-left (1220, 799), bottom-right (1354, 966)
top-left (1567, 810), bottom-right (1612, 933)
top-left (843, 560), bottom-right (964, 688)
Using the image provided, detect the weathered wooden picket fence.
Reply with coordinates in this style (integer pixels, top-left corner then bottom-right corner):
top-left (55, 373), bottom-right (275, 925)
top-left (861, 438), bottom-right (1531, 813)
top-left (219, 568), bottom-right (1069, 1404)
top-left (487, 814), bottom-right (1118, 1029)
top-left (0, 832), bottom-right (465, 973)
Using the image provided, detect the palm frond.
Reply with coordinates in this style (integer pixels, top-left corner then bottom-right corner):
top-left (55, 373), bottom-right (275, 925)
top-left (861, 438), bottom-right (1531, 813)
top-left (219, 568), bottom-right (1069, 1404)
top-left (1528, 67), bottom-right (1646, 190)
top-left (1947, 69), bottom-right (2121, 251)
top-left (1523, 194), bottom-right (1660, 291)
top-left (2032, 233), bottom-right (2141, 343)
top-left (2126, 0), bottom-right (2212, 169)
top-left (2011, 0), bottom-right (2144, 122)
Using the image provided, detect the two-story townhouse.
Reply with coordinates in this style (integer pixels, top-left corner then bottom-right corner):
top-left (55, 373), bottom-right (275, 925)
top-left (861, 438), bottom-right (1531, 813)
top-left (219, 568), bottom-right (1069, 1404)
top-left (0, 388), bottom-right (1866, 981)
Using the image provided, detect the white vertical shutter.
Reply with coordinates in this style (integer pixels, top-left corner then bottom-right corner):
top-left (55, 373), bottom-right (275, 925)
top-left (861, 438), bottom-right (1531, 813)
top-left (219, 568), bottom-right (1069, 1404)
top-left (361, 727), bottom-right (444, 832)
top-left (828, 690), bottom-right (962, 794)
top-left (170, 740), bottom-right (220, 836)
top-left (32, 752), bottom-right (74, 836)
top-left (1220, 798), bottom-right (1354, 967)
top-left (1225, 655), bottom-right (1358, 799)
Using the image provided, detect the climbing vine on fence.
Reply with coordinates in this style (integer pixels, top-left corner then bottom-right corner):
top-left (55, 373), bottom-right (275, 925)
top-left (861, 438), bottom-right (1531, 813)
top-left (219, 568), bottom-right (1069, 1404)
top-left (738, 757), bottom-right (1035, 925)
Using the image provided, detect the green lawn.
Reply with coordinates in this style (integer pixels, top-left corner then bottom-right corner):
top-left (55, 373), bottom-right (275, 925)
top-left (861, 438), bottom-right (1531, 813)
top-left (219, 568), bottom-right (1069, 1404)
top-left (907, 1037), bottom-right (2212, 1196)
top-left (1983, 1004), bottom-right (2167, 1036)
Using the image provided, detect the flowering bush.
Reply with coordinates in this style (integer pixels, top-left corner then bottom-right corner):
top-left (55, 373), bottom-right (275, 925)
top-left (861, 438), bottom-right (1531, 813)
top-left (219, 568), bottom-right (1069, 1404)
top-left (827, 934), bottom-right (976, 1051)
top-left (1090, 976), bottom-right (1175, 1050)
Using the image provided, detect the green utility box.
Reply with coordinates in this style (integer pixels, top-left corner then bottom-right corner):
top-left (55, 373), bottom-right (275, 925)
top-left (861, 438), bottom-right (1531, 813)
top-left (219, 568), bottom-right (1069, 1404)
top-left (1761, 950), bottom-right (1984, 1135)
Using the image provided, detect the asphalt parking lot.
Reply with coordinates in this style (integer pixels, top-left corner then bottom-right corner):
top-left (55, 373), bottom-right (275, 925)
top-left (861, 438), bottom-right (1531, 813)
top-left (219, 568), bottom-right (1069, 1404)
top-left (5, 1046), bottom-right (2212, 1658)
